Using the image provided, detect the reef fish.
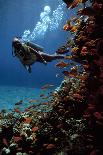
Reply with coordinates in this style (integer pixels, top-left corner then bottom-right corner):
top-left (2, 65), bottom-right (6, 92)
top-left (29, 99), bottom-right (40, 103)
top-left (55, 61), bottom-right (69, 68)
top-left (62, 67), bottom-right (78, 77)
top-left (41, 84), bottom-right (54, 90)
top-left (62, 70), bottom-right (70, 76)
top-left (56, 48), bottom-right (69, 54)
top-left (63, 21), bottom-right (78, 33)
top-left (71, 47), bottom-right (79, 53)
top-left (13, 108), bottom-right (21, 114)
top-left (15, 100), bottom-right (23, 105)
top-left (40, 93), bottom-right (45, 97)
top-left (70, 0), bottom-right (82, 9)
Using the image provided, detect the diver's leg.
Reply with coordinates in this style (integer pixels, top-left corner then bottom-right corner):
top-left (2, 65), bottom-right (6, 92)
top-left (40, 53), bottom-right (64, 62)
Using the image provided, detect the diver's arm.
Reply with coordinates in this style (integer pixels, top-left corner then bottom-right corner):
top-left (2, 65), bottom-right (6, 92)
top-left (12, 47), bottom-right (17, 57)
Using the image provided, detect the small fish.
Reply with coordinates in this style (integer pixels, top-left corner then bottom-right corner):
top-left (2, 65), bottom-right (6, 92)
top-left (25, 105), bottom-right (36, 111)
top-left (64, 55), bottom-right (72, 60)
top-left (70, 0), bottom-right (81, 9)
top-left (56, 49), bottom-right (69, 54)
top-left (40, 93), bottom-right (45, 97)
top-left (13, 108), bottom-right (21, 114)
top-left (41, 84), bottom-right (54, 90)
top-left (55, 61), bottom-right (69, 68)
top-left (71, 47), bottom-right (79, 53)
top-left (62, 67), bottom-right (78, 77)
top-left (63, 0), bottom-right (82, 9)
top-left (42, 102), bottom-right (49, 105)
top-left (70, 26), bottom-right (77, 33)
top-left (62, 70), bottom-right (70, 76)
top-left (15, 100), bottom-right (23, 105)
top-left (29, 99), bottom-right (40, 103)
top-left (65, 20), bottom-right (78, 33)
top-left (42, 96), bottom-right (49, 100)
top-left (63, 22), bottom-right (73, 31)
top-left (63, 24), bottom-right (69, 31)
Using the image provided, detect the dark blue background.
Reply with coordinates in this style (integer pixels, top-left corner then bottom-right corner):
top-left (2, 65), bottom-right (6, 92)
top-left (0, 0), bottom-right (73, 88)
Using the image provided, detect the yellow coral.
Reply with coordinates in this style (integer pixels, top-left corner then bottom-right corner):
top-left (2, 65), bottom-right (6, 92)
top-left (72, 47), bottom-right (79, 53)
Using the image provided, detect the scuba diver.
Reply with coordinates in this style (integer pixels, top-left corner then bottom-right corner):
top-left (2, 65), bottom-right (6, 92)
top-left (12, 37), bottom-right (65, 73)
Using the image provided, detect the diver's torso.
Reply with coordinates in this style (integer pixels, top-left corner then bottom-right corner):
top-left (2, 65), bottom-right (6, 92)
top-left (15, 44), bottom-right (37, 65)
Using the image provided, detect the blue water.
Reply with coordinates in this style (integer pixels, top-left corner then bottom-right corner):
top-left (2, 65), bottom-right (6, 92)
top-left (0, 0), bottom-right (76, 110)
top-left (0, 85), bottom-right (54, 111)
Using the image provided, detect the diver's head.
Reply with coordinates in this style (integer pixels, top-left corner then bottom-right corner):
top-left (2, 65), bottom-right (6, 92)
top-left (12, 37), bottom-right (22, 49)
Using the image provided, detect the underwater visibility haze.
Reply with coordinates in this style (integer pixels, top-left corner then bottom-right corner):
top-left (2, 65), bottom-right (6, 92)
top-left (0, 0), bottom-right (71, 110)
top-left (0, 0), bottom-right (103, 154)
top-left (0, 0), bottom-right (69, 87)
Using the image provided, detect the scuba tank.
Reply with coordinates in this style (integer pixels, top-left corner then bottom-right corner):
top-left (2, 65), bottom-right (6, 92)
top-left (26, 42), bottom-right (44, 52)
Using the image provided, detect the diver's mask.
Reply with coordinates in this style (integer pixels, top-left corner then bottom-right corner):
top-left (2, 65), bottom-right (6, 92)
top-left (12, 39), bottom-right (22, 49)
top-left (12, 37), bottom-right (24, 57)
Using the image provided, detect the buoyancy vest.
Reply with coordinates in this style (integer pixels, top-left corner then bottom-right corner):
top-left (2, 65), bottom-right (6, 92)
top-left (18, 44), bottom-right (37, 65)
